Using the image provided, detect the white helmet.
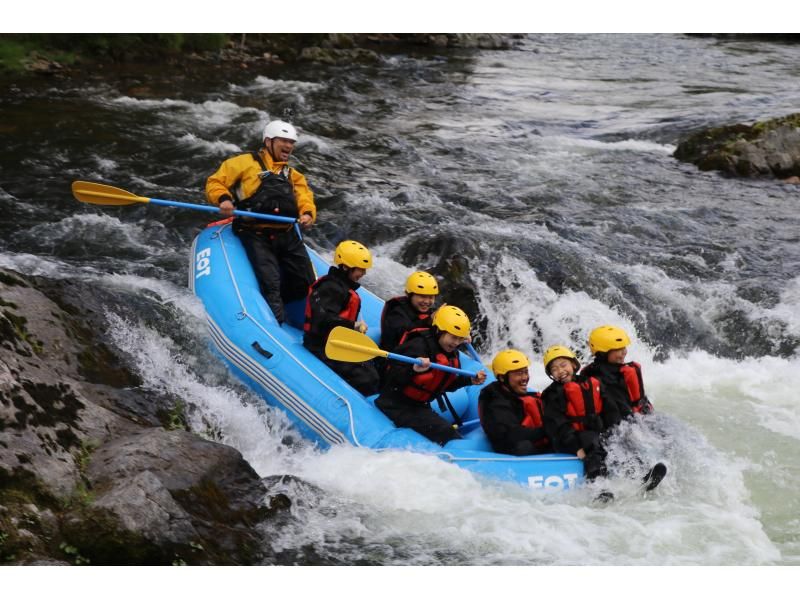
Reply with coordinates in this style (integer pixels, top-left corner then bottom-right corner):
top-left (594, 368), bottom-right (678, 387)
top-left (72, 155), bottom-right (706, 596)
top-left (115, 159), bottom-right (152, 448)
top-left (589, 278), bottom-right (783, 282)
top-left (263, 120), bottom-right (298, 142)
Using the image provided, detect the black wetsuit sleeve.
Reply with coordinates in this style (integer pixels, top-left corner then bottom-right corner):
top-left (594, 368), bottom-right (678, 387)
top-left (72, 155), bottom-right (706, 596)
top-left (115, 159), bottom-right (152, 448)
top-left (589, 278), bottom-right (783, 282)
top-left (379, 305), bottom-right (411, 352)
top-left (542, 384), bottom-right (583, 455)
top-left (382, 335), bottom-right (427, 390)
top-left (479, 383), bottom-right (548, 457)
top-left (307, 278), bottom-right (354, 334)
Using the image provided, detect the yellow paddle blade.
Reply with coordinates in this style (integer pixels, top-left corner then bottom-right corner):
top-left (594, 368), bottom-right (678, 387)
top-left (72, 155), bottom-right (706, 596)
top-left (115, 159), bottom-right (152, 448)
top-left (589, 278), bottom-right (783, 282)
top-left (325, 326), bottom-right (388, 362)
top-left (71, 181), bottom-right (150, 206)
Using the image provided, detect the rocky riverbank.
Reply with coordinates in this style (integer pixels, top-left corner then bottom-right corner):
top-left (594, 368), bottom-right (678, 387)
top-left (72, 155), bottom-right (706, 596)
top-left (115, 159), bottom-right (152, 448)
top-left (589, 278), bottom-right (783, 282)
top-left (2, 33), bottom-right (522, 75)
top-left (0, 268), bottom-right (296, 565)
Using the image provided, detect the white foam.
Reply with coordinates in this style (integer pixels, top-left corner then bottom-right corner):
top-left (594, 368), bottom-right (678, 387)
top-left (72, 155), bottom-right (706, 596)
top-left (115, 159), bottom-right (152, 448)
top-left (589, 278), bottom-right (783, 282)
top-left (105, 311), bottom-right (314, 476)
top-left (105, 95), bottom-right (266, 129)
top-left (761, 275), bottom-right (800, 340)
top-left (248, 76), bottom-right (325, 92)
top-left (176, 133), bottom-right (241, 155)
top-left (93, 281), bottom-right (789, 564)
top-left (522, 134), bottom-right (675, 154)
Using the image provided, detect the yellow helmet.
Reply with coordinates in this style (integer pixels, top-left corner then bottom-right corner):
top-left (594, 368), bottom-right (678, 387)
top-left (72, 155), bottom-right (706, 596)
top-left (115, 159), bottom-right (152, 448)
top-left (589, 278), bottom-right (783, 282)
top-left (491, 349), bottom-right (530, 377)
top-left (432, 305), bottom-right (471, 338)
top-left (588, 325), bottom-right (630, 354)
top-left (405, 271), bottom-right (439, 295)
top-left (543, 345), bottom-right (580, 376)
top-left (334, 240), bottom-right (373, 269)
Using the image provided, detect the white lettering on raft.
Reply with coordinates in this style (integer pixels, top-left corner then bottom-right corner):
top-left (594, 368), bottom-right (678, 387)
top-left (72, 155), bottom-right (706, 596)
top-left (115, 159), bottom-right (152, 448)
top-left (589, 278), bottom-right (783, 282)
top-left (195, 248), bottom-right (211, 279)
top-left (527, 472), bottom-right (580, 490)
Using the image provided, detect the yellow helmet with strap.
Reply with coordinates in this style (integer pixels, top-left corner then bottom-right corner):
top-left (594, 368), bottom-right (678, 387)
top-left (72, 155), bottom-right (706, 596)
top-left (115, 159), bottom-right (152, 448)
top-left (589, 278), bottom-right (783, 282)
top-left (333, 240), bottom-right (373, 269)
top-left (432, 305), bottom-right (471, 338)
top-left (405, 271), bottom-right (439, 295)
top-left (491, 349), bottom-right (530, 376)
top-left (543, 345), bottom-right (580, 376)
top-left (588, 325), bottom-right (630, 354)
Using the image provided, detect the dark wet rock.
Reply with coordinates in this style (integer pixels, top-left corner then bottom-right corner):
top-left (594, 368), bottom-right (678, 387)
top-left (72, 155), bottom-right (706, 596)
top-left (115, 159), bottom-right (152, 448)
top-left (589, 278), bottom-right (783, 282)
top-left (398, 234), bottom-right (487, 346)
top-left (0, 267), bottom-right (291, 565)
top-left (299, 47), bottom-right (382, 65)
top-left (20, 53), bottom-right (66, 75)
top-left (60, 428), bottom-right (289, 565)
top-left (674, 113), bottom-right (800, 179)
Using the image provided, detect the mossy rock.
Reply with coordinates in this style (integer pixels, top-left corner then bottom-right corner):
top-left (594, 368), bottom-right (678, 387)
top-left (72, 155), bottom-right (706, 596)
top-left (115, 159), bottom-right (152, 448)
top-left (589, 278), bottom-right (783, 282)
top-left (674, 113), bottom-right (800, 178)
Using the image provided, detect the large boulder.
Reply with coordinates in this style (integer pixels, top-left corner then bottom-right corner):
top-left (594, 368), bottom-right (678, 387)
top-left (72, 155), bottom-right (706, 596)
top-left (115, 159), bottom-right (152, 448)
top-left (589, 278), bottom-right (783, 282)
top-left (0, 268), bottom-right (291, 565)
top-left (61, 428), bottom-right (290, 565)
top-left (674, 113), bottom-right (800, 179)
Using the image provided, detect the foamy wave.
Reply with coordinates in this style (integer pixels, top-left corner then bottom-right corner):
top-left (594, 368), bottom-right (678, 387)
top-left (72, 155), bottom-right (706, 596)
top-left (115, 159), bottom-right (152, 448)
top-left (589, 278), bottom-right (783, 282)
top-left (92, 155), bottom-right (118, 173)
top-left (297, 134), bottom-right (335, 154)
top-left (105, 311), bottom-right (312, 474)
top-left (470, 253), bottom-right (651, 369)
top-left (761, 275), bottom-right (800, 339)
top-left (177, 133), bottom-right (241, 155)
top-left (0, 251), bottom-right (89, 279)
top-left (549, 135), bottom-right (676, 154)
top-left (248, 76), bottom-right (325, 92)
top-left (104, 273), bottom-right (207, 322)
top-left (107, 96), bottom-right (266, 127)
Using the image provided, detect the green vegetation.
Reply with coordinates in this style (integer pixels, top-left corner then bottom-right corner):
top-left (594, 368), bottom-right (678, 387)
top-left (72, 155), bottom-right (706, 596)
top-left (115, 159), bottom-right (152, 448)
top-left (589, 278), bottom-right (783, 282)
top-left (1, 309), bottom-right (43, 355)
top-left (0, 34), bottom-right (230, 72)
top-left (158, 399), bottom-right (189, 431)
top-left (59, 541), bottom-right (91, 565)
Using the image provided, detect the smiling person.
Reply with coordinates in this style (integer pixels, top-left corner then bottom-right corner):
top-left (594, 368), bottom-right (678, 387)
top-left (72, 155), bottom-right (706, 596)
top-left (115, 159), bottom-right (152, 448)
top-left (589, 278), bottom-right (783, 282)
top-left (375, 305), bottom-right (486, 446)
top-left (581, 325), bottom-right (654, 427)
top-left (205, 120), bottom-right (316, 325)
top-left (478, 349), bottom-right (551, 456)
top-left (379, 271), bottom-right (440, 353)
top-left (303, 240), bottom-right (380, 396)
top-left (541, 345), bottom-right (612, 480)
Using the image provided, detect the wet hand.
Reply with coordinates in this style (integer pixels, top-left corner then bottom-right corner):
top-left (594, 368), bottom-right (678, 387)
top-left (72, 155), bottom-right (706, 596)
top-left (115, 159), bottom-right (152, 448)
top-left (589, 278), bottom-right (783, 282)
top-left (577, 448), bottom-right (586, 460)
top-left (354, 320), bottom-right (368, 334)
top-left (299, 213), bottom-right (313, 229)
top-left (471, 369), bottom-right (487, 385)
top-left (219, 199), bottom-right (235, 217)
top-left (413, 357), bottom-right (431, 373)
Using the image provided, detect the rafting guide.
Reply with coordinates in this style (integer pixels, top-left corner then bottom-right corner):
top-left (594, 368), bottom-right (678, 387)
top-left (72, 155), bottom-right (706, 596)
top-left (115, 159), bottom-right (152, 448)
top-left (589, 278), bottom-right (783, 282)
top-left (205, 119), bottom-right (316, 326)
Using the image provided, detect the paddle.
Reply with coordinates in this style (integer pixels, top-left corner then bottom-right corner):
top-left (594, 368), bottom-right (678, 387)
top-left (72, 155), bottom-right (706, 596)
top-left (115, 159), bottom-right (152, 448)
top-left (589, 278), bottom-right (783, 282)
top-left (464, 342), bottom-right (483, 364)
top-left (71, 181), bottom-right (303, 237)
top-left (325, 326), bottom-right (476, 377)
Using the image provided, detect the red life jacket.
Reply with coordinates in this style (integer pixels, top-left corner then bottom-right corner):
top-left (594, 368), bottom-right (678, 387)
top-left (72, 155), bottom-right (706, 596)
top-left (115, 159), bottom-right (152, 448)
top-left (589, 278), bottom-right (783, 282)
top-left (564, 377), bottom-right (603, 431)
top-left (520, 392), bottom-right (550, 449)
top-left (396, 328), bottom-right (459, 403)
top-left (520, 393), bottom-right (544, 429)
top-left (620, 361), bottom-right (649, 413)
top-left (302, 275), bottom-right (361, 333)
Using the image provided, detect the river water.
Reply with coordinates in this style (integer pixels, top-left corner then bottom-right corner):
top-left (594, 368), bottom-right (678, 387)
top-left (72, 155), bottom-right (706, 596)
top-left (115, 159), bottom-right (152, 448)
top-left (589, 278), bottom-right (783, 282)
top-left (1, 34), bottom-right (799, 566)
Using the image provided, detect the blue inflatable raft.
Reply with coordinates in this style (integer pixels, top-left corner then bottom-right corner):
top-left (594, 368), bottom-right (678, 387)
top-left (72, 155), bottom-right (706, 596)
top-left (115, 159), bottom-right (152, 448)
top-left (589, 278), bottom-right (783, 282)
top-left (189, 222), bottom-right (584, 490)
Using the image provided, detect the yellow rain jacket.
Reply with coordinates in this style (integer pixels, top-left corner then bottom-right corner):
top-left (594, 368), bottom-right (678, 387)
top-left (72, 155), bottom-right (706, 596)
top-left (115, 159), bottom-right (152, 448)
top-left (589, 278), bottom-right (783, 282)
top-left (205, 148), bottom-right (316, 228)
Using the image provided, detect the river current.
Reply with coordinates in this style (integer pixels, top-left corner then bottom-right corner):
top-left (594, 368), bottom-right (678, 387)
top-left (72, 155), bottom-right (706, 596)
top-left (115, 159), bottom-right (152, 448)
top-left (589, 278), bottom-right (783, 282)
top-left (1, 34), bottom-right (799, 565)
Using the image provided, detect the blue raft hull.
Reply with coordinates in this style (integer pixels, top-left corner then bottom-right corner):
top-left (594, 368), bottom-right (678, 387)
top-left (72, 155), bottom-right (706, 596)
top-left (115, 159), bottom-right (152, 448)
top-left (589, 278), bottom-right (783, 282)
top-left (189, 223), bottom-right (583, 490)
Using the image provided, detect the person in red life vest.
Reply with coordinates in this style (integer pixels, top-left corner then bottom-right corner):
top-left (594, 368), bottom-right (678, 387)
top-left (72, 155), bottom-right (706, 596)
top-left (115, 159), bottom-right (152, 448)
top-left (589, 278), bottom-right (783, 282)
top-left (379, 271), bottom-right (439, 352)
top-left (581, 325), bottom-right (653, 427)
top-left (206, 120), bottom-right (316, 325)
top-left (303, 240), bottom-right (380, 396)
top-left (375, 305), bottom-right (487, 446)
top-left (541, 345), bottom-right (618, 480)
top-left (478, 349), bottom-right (551, 456)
